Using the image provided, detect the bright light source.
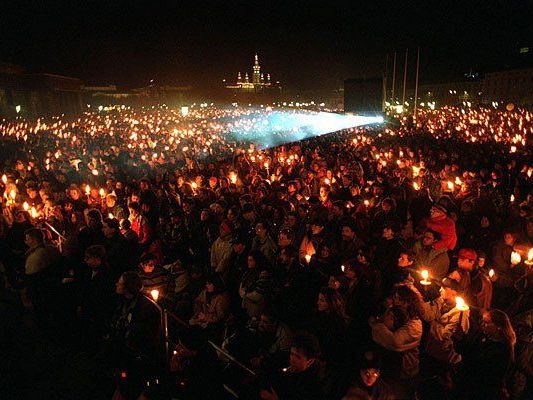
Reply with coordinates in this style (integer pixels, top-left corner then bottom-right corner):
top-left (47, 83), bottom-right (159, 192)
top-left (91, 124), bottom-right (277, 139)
top-left (150, 289), bottom-right (160, 301)
top-left (15, 105), bottom-right (21, 113)
top-left (181, 106), bottom-right (189, 117)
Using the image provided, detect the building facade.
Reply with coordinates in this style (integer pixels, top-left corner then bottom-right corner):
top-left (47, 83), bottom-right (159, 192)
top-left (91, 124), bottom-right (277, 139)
top-left (482, 68), bottom-right (533, 107)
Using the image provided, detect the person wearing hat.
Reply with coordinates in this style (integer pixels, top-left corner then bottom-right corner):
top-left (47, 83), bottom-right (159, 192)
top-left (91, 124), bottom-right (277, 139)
top-left (467, 250), bottom-right (493, 310)
top-left (426, 203), bottom-right (457, 251)
top-left (447, 248), bottom-right (477, 293)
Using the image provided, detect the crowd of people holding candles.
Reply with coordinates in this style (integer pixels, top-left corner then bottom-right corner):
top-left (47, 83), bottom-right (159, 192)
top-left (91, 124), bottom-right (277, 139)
top-left (0, 104), bottom-right (532, 399)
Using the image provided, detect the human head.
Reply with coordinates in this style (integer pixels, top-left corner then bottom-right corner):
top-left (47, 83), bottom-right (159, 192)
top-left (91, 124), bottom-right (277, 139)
top-left (358, 351), bottom-right (382, 387)
top-left (24, 228), bottom-right (44, 248)
top-left (397, 250), bottom-right (415, 268)
top-left (317, 286), bottom-right (345, 316)
top-left (310, 218), bottom-right (325, 235)
top-left (102, 217), bottom-right (119, 238)
top-left (422, 229), bottom-right (440, 247)
top-left (392, 284), bottom-right (422, 319)
top-left (503, 230), bottom-right (517, 247)
top-left (219, 220), bottom-right (233, 239)
top-left (278, 229), bottom-right (294, 248)
top-left (289, 333), bottom-right (321, 373)
top-left (341, 223), bottom-right (356, 242)
top-left (140, 254), bottom-right (157, 274)
top-left (481, 309), bottom-right (516, 353)
top-left (116, 271), bottom-right (143, 297)
top-left (457, 248), bottom-right (477, 271)
top-left (128, 201), bottom-right (141, 218)
top-left (85, 245), bottom-right (107, 269)
top-left (105, 194), bottom-right (117, 208)
top-left (255, 221), bottom-right (268, 238)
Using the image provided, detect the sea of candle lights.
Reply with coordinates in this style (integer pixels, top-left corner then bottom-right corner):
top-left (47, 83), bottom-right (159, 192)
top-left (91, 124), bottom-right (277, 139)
top-left (0, 104), bottom-right (531, 224)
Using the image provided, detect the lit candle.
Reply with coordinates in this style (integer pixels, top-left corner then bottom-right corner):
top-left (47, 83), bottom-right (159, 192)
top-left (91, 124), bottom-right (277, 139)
top-left (488, 268), bottom-right (496, 281)
top-left (91, 169), bottom-right (99, 176)
top-left (364, 199), bottom-right (370, 207)
top-left (455, 296), bottom-right (469, 327)
top-left (99, 188), bottom-right (105, 198)
top-left (150, 289), bottom-right (160, 301)
top-left (525, 248), bottom-right (533, 266)
top-left (1, 174), bottom-right (7, 184)
top-left (420, 269), bottom-right (431, 285)
top-left (30, 206), bottom-right (39, 219)
top-left (108, 213), bottom-right (115, 219)
top-left (413, 182), bottom-right (420, 191)
top-left (85, 185), bottom-right (91, 196)
top-left (229, 172), bottom-right (238, 184)
top-left (191, 182), bottom-right (198, 190)
top-left (510, 251), bottom-right (521, 266)
top-left (510, 194), bottom-right (515, 203)
top-left (447, 181), bottom-right (455, 191)
top-left (305, 254), bottom-right (311, 264)
top-left (23, 202), bottom-right (29, 211)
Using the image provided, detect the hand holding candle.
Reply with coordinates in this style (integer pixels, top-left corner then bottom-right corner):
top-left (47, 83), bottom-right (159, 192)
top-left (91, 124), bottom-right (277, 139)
top-left (420, 269), bottom-right (431, 285)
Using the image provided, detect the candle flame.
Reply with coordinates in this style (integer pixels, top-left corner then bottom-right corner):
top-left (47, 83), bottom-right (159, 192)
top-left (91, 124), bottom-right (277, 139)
top-left (455, 296), bottom-right (469, 311)
top-left (510, 251), bottom-right (521, 265)
top-left (150, 289), bottom-right (160, 301)
top-left (447, 181), bottom-right (454, 191)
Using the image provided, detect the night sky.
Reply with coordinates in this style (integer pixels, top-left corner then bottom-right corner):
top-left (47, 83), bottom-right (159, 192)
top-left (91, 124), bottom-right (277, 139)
top-left (1, 1), bottom-right (531, 94)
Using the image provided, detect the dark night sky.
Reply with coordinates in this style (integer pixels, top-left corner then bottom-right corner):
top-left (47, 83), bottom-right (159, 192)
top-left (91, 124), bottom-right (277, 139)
top-left (1, 0), bottom-right (531, 94)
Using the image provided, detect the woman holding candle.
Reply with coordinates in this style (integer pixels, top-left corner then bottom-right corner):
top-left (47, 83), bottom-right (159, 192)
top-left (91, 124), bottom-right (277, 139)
top-left (420, 279), bottom-right (470, 372)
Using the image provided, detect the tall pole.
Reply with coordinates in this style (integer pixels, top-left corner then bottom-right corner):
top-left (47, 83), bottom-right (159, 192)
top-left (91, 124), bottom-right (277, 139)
top-left (383, 54), bottom-right (388, 111)
top-left (402, 48), bottom-right (408, 106)
top-left (391, 52), bottom-right (397, 103)
top-left (413, 47), bottom-right (420, 117)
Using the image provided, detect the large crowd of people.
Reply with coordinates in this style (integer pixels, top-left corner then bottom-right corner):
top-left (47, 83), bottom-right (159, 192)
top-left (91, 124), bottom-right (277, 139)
top-left (0, 104), bottom-right (532, 399)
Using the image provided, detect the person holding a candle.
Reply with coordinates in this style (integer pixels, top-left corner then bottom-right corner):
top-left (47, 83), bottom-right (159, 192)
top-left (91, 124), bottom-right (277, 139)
top-left (446, 248), bottom-right (478, 293)
top-left (466, 250), bottom-right (494, 311)
top-left (491, 229), bottom-right (520, 308)
top-left (413, 228), bottom-right (450, 281)
top-left (420, 279), bottom-right (470, 371)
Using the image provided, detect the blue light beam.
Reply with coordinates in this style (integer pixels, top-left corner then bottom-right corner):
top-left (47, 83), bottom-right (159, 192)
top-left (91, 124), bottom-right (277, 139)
top-left (225, 110), bottom-right (383, 149)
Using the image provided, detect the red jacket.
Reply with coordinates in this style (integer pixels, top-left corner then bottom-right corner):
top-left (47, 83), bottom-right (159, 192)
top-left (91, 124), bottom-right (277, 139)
top-left (426, 215), bottom-right (457, 250)
top-left (131, 215), bottom-right (152, 246)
